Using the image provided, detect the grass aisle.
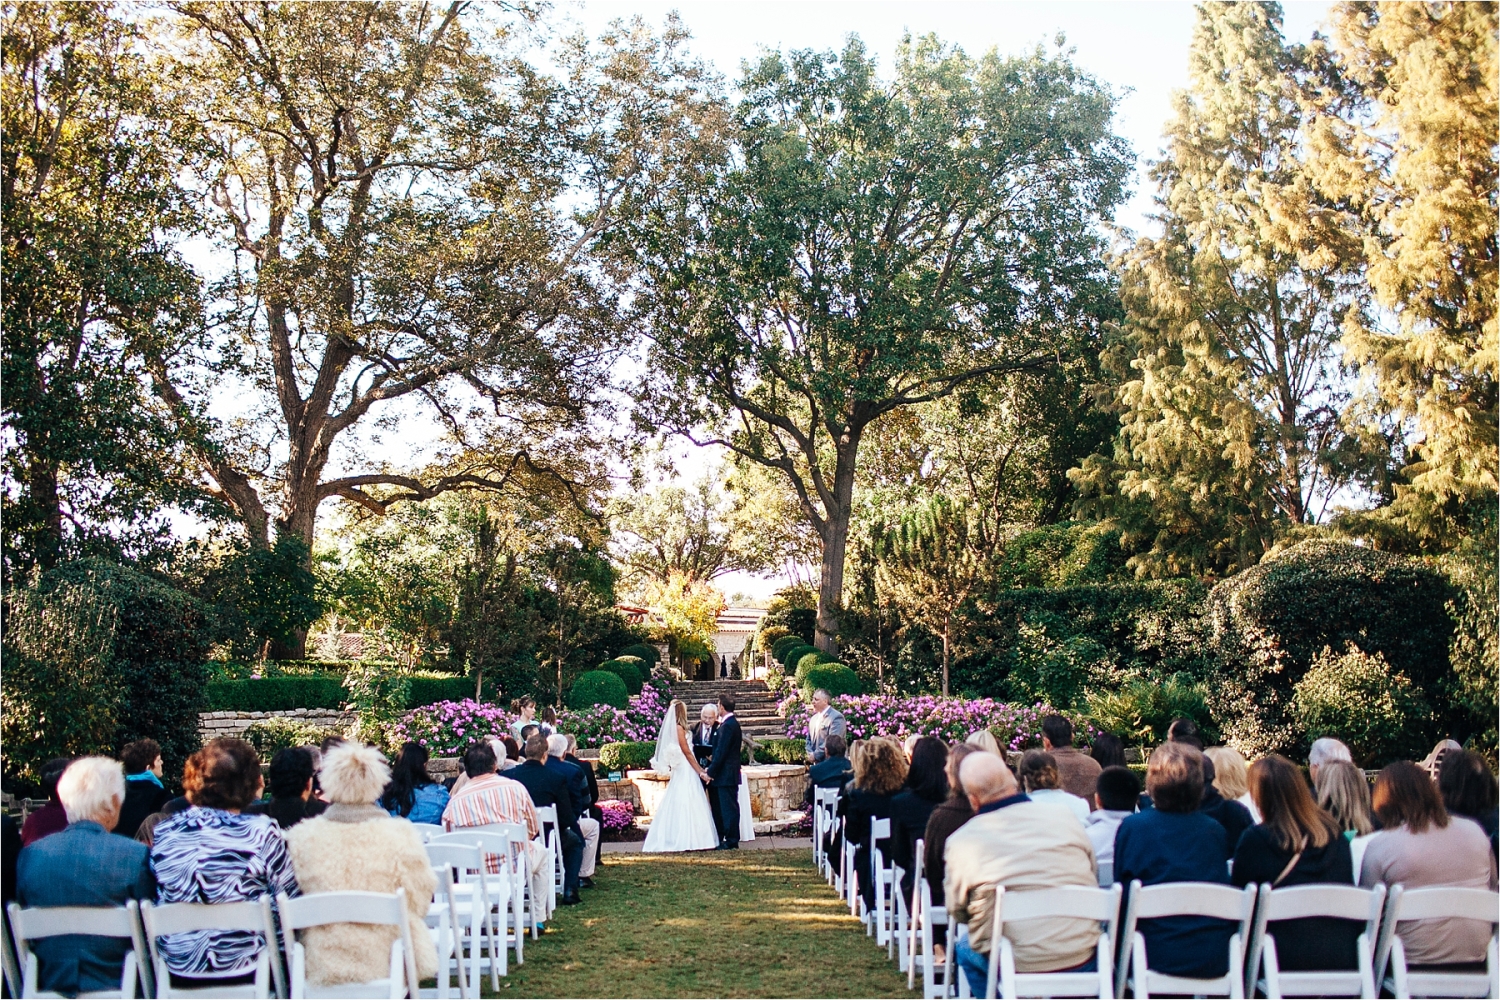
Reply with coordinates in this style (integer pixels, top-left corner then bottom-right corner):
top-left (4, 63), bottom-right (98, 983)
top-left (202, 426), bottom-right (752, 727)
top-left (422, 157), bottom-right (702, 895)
top-left (483, 848), bottom-right (914, 998)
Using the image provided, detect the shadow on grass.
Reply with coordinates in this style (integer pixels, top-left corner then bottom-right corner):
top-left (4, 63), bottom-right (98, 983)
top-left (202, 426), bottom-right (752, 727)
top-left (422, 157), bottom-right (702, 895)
top-left (479, 848), bottom-right (914, 998)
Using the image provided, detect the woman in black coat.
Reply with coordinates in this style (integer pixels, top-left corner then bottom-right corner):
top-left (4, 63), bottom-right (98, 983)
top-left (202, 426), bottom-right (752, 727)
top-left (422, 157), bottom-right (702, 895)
top-left (1231, 754), bottom-right (1360, 972)
top-left (889, 737), bottom-right (949, 905)
top-left (838, 737), bottom-right (909, 913)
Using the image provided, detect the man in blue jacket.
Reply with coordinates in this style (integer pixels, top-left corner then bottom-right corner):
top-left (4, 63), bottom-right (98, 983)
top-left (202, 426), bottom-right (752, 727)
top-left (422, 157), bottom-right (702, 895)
top-left (16, 757), bottom-right (155, 995)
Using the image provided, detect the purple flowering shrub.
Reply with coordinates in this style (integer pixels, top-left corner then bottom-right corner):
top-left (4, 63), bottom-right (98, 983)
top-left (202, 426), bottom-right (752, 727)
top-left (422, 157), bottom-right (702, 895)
top-left (391, 699), bottom-right (513, 756)
top-left (393, 681), bottom-right (673, 755)
top-left (597, 798), bottom-right (635, 831)
top-left (780, 692), bottom-right (1097, 752)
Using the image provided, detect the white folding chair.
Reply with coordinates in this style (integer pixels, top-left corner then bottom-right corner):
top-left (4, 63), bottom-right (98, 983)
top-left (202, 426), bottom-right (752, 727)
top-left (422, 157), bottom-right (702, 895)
top-left (276, 890), bottom-right (417, 1000)
top-left (1373, 885), bottom-right (1500, 999)
top-left (1247, 882), bottom-right (1385, 998)
top-left (424, 848), bottom-right (491, 994)
top-left (435, 827), bottom-right (532, 951)
top-left (533, 805), bottom-right (563, 905)
top-left (410, 824), bottom-right (444, 843)
top-left (1116, 880), bottom-right (1255, 1000)
top-left (871, 817), bottom-right (896, 944)
top-left (3, 905), bottom-right (27, 999)
top-left (907, 846), bottom-right (955, 999)
top-left (6, 900), bottom-right (147, 999)
top-left (140, 898), bottom-right (279, 999)
top-left (985, 883), bottom-right (1122, 999)
top-left (843, 830), bottom-right (860, 915)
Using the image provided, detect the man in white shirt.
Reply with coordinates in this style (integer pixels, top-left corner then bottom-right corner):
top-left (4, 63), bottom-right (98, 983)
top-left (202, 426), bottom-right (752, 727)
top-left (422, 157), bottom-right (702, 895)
top-left (1084, 765), bottom-right (1140, 881)
top-left (804, 689), bottom-right (847, 762)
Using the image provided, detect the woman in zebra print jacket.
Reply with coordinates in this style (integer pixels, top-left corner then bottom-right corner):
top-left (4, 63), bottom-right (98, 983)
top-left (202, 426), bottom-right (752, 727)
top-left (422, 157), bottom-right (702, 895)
top-left (150, 738), bottom-right (299, 984)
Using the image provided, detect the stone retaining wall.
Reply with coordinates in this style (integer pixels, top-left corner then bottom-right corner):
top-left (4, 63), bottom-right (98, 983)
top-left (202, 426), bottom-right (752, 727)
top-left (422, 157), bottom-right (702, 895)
top-left (198, 709), bottom-right (355, 744)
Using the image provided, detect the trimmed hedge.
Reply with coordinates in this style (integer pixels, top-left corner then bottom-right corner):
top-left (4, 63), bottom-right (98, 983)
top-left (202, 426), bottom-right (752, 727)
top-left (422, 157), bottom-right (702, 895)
top-left (568, 670), bottom-right (629, 710)
top-left (801, 663), bottom-right (860, 701)
top-left (598, 741), bottom-right (657, 772)
top-left (794, 649), bottom-right (838, 680)
top-left (618, 643), bottom-right (660, 667)
top-left (598, 658), bottom-right (644, 695)
top-left (1293, 643), bottom-right (1432, 766)
top-left (206, 676), bottom-right (346, 712)
top-left (771, 635), bottom-right (806, 662)
top-left (1206, 539), bottom-right (1453, 757)
top-left (754, 738), bottom-right (808, 764)
top-left (780, 643), bottom-right (817, 668)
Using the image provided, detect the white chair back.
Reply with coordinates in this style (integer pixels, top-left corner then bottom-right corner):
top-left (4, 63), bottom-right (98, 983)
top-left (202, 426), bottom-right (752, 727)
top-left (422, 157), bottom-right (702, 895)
top-left (1247, 882), bottom-right (1385, 1000)
top-left (140, 898), bottom-right (278, 999)
top-left (533, 805), bottom-right (563, 898)
top-left (6, 901), bottom-right (146, 999)
top-left (410, 823), bottom-right (444, 842)
top-left (870, 817), bottom-right (894, 943)
top-left (1, 900), bottom-right (23, 999)
top-left (276, 889), bottom-right (417, 1000)
top-left (1373, 885), bottom-right (1499, 1000)
top-left (1117, 880), bottom-right (1256, 1000)
top-left (986, 883), bottom-right (1122, 999)
top-left (426, 864), bottom-right (471, 1000)
top-left (434, 827), bottom-right (531, 951)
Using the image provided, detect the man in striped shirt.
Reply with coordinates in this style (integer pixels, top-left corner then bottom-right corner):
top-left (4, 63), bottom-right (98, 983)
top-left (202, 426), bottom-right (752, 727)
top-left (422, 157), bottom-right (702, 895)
top-left (442, 742), bottom-right (551, 915)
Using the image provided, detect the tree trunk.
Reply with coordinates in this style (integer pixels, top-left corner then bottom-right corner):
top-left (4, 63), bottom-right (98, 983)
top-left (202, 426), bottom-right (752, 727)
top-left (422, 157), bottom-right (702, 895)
top-left (814, 431), bottom-right (863, 654)
top-left (28, 459), bottom-right (63, 570)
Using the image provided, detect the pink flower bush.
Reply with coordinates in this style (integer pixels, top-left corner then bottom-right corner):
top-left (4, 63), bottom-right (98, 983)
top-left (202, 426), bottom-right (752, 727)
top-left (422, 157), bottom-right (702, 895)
top-left (392, 699), bottom-right (513, 756)
top-left (780, 692), bottom-right (1097, 752)
top-left (393, 681), bottom-right (673, 754)
top-left (597, 798), bottom-right (635, 832)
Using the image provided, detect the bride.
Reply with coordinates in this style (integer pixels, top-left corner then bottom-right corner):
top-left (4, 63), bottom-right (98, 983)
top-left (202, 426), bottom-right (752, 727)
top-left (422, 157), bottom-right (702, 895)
top-left (642, 700), bottom-right (721, 853)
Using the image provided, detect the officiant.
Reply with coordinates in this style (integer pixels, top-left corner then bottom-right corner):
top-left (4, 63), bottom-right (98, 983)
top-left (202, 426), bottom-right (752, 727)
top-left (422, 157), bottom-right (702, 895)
top-left (692, 703), bottom-right (722, 834)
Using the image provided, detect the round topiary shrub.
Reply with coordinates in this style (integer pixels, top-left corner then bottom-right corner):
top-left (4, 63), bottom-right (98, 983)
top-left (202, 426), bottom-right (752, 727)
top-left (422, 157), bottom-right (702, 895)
top-left (567, 670), bottom-right (629, 710)
top-left (618, 643), bottom-right (660, 668)
top-left (598, 658), bottom-right (644, 695)
top-left (800, 663), bottom-right (860, 701)
top-left (1206, 539), bottom-right (1454, 756)
top-left (781, 643), bottom-right (817, 668)
top-left (1293, 643), bottom-right (1433, 766)
top-left (774, 641), bottom-right (810, 665)
top-left (794, 649), bottom-right (837, 681)
top-left (597, 741), bottom-right (658, 772)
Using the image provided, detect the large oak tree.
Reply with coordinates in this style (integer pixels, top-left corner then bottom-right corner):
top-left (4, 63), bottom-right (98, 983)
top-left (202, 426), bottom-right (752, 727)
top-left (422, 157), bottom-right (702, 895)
top-left (629, 35), bottom-right (1130, 651)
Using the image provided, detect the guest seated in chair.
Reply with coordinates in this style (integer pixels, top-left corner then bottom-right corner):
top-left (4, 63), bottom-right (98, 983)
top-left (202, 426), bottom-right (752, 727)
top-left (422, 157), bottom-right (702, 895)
top-left (15, 757), bottom-right (156, 996)
top-left (287, 742), bottom-right (437, 988)
top-left (945, 752), bottom-right (1099, 996)
top-left (837, 737), bottom-right (907, 915)
top-left (248, 747), bottom-right (328, 830)
top-left (890, 737), bottom-right (949, 905)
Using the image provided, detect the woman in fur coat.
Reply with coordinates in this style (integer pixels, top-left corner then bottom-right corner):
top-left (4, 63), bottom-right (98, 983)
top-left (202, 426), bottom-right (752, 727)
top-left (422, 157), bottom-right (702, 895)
top-left (286, 741), bottom-right (438, 986)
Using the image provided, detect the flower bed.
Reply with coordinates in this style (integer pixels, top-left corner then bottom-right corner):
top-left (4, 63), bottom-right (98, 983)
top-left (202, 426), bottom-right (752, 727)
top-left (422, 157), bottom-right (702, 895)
top-left (779, 693), bottom-right (1096, 752)
top-left (392, 681), bottom-right (673, 754)
top-left (598, 798), bottom-right (635, 832)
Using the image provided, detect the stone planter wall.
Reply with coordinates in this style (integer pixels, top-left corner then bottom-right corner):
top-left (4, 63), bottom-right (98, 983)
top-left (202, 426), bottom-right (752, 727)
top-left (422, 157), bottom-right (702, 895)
top-left (624, 764), bottom-right (807, 822)
top-left (198, 709), bottom-right (355, 744)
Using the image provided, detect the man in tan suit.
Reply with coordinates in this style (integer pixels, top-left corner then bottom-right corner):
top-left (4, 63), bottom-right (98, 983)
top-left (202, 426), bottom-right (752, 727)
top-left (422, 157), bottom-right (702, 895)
top-left (1042, 715), bottom-right (1102, 799)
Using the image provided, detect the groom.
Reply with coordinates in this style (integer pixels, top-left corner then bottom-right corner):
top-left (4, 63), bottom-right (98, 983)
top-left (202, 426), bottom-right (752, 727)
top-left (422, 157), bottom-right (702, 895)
top-left (702, 694), bottom-right (742, 849)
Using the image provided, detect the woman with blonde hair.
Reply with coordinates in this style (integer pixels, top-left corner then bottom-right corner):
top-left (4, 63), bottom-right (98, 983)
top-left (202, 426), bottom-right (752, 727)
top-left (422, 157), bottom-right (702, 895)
top-left (965, 729), bottom-right (1001, 755)
top-left (1315, 760), bottom-right (1378, 878)
top-left (641, 699), bottom-right (719, 853)
top-left (286, 742), bottom-right (437, 987)
top-left (1205, 746), bottom-right (1259, 823)
top-left (838, 737), bottom-right (909, 915)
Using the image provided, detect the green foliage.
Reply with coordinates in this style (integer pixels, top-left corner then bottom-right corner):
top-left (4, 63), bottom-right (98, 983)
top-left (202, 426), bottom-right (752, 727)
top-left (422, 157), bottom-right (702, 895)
top-left (1440, 518), bottom-right (1499, 753)
top-left (618, 644), bottom-right (660, 668)
top-left (1, 572), bottom-right (121, 785)
top-left (46, 559), bottom-right (215, 787)
top-left (793, 650), bottom-right (837, 681)
top-left (568, 670), bottom-right (629, 710)
top-left (1205, 539), bottom-right (1455, 756)
top-left (1293, 644), bottom-right (1432, 766)
top-left (800, 663), bottom-right (861, 701)
top-left (753, 739), bottom-right (808, 765)
top-left (200, 535), bottom-right (323, 658)
top-left (1003, 617), bottom-right (1120, 710)
top-left (597, 741), bottom-right (657, 772)
top-left (408, 674), bottom-right (497, 708)
top-left (343, 661), bottom-right (412, 750)
top-left (993, 523), bottom-right (1131, 590)
top-left (781, 643), bottom-right (818, 668)
top-left (206, 676), bottom-right (346, 712)
top-left (771, 635), bottom-right (805, 662)
top-left (598, 658), bottom-right (644, 695)
top-left (242, 718), bottom-right (341, 758)
top-left (1086, 673), bottom-right (1218, 747)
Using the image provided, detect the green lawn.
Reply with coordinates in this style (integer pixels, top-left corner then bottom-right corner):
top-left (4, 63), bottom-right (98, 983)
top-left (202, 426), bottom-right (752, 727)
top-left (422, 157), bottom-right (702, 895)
top-left (481, 849), bottom-right (914, 998)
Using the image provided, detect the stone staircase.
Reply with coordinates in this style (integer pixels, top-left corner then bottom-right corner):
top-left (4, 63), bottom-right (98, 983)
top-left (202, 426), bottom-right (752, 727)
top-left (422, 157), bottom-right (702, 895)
top-left (670, 679), bottom-right (788, 742)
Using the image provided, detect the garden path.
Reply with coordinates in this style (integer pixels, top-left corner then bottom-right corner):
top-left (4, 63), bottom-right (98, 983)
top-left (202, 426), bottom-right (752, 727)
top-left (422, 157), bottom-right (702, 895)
top-left (479, 848), bottom-right (913, 998)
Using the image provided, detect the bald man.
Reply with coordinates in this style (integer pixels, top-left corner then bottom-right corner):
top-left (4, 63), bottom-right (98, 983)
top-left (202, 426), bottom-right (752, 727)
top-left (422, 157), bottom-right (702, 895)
top-left (945, 752), bottom-right (1100, 995)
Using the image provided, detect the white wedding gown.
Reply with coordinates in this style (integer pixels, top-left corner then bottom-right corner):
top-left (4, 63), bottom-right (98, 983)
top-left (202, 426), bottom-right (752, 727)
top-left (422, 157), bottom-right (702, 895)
top-left (642, 723), bottom-right (721, 853)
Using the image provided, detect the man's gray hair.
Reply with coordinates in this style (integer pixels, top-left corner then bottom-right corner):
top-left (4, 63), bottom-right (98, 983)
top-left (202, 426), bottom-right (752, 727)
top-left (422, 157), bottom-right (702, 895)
top-left (1309, 737), bottom-right (1352, 768)
top-left (700, 703), bottom-right (718, 718)
top-left (564, 733), bottom-right (577, 752)
top-left (57, 756), bottom-right (125, 825)
top-left (546, 733), bottom-right (569, 757)
top-left (813, 688), bottom-right (831, 702)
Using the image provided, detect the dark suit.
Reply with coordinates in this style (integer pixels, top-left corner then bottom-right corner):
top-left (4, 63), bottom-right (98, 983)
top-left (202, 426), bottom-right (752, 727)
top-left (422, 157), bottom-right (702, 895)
top-left (691, 722), bottom-right (719, 768)
top-left (545, 755), bottom-right (591, 815)
top-left (15, 821), bottom-right (156, 995)
top-left (705, 713), bottom-right (743, 847)
top-left (507, 761), bottom-right (584, 897)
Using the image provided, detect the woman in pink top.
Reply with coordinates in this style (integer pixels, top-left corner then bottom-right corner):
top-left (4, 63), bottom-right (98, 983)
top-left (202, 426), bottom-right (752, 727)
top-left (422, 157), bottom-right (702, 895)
top-left (1359, 761), bottom-right (1497, 966)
